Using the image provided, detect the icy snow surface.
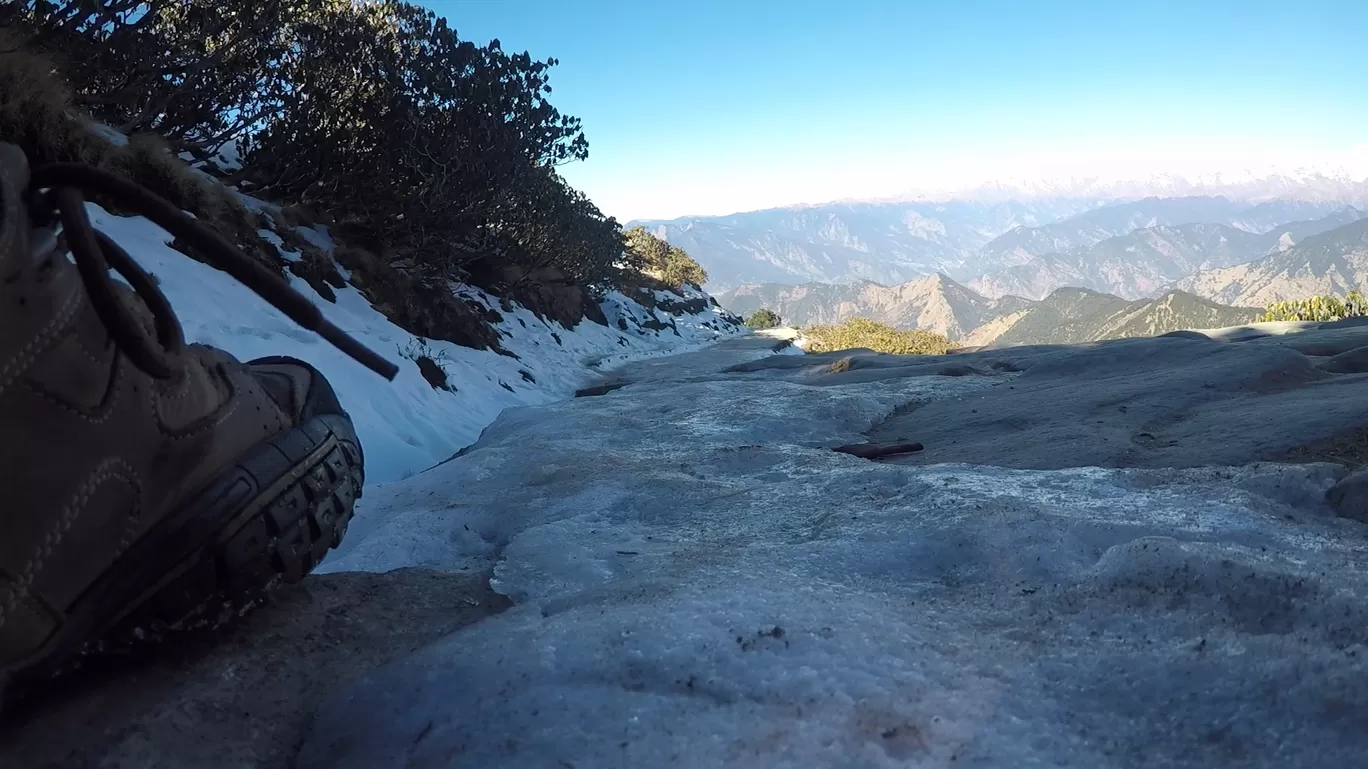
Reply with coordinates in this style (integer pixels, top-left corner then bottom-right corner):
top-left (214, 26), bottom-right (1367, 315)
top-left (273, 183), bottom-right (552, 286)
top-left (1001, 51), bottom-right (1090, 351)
top-left (87, 195), bottom-right (1368, 767)
top-left (91, 203), bottom-right (744, 483)
top-left (301, 334), bottom-right (1368, 769)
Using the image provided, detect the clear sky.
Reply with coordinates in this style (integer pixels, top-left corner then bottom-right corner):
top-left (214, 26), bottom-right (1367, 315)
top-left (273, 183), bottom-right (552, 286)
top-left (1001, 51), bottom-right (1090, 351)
top-left (420, 0), bottom-right (1368, 221)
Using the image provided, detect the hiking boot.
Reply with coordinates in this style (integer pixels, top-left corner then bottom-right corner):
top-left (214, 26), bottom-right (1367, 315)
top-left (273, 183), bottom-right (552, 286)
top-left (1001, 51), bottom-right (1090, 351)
top-left (0, 143), bottom-right (397, 702)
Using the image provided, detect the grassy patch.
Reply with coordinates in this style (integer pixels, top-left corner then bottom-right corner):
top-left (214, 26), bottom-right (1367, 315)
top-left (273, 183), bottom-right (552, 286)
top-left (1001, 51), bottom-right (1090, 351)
top-left (802, 318), bottom-right (952, 356)
top-left (399, 338), bottom-right (456, 392)
top-left (1258, 291), bottom-right (1367, 323)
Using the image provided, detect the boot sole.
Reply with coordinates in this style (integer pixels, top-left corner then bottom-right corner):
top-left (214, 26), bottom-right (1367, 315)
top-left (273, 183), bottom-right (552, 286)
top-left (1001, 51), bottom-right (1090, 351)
top-left (0, 411), bottom-right (363, 703)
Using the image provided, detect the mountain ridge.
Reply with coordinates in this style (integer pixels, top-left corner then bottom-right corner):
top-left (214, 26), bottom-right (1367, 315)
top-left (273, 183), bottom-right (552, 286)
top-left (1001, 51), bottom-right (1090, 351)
top-left (970, 207), bottom-right (1365, 300)
top-left (634, 198), bottom-right (1110, 293)
top-left (717, 273), bottom-right (1260, 348)
top-left (1175, 217), bottom-right (1368, 307)
top-left (905, 168), bottom-right (1368, 206)
top-left (638, 189), bottom-right (1365, 297)
top-left (972, 287), bottom-right (1260, 348)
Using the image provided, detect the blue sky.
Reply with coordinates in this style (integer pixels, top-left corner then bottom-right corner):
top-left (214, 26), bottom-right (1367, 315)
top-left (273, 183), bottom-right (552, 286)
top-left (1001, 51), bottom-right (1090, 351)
top-left (421, 0), bottom-right (1368, 221)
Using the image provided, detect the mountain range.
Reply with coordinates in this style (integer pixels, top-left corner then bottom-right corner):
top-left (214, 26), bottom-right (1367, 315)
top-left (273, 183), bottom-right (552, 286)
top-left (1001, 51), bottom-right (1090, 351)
top-left (635, 191), bottom-right (1365, 297)
top-left (652, 172), bottom-right (1368, 345)
top-left (912, 169), bottom-right (1368, 206)
top-left (717, 274), bottom-right (1260, 349)
top-left (961, 288), bottom-right (1259, 349)
top-left (719, 274), bottom-right (1022, 341)
top-left (635, 199), bottom-right (1109, 293)
top-left (969, 206), bottom-right (1364, 300)
top-left (1174, 216), bottom-right (1368, 307)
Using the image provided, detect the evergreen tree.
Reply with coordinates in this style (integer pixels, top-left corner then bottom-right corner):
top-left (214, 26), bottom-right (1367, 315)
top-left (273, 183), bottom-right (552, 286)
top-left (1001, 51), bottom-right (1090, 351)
top-left (745, 308), bottom-right (782, 330)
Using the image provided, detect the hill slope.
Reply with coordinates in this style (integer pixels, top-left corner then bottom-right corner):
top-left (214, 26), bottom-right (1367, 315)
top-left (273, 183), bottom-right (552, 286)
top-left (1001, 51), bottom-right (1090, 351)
top-left (88, 201), bottom-right (746, 484)
top-left (965, 288), bottom-right (1261, 348)
top-left (717, 274), bottom-right (1024, 340)
top-left (975, 197), bottom-right (1351, 266)
top-left (971, 208), bottom-right (1365, 300)
top-left (719, 275), bottom-right (1258, 348)
top-left (1175, 217), bottom-right (1368, 307)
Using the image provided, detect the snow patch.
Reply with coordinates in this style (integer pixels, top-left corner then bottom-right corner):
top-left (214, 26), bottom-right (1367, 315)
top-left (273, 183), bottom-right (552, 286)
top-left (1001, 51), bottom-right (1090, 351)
top-left (85, 122), bottom-right (129, 147)
top-left (90, 204), bottom-right (744, 484)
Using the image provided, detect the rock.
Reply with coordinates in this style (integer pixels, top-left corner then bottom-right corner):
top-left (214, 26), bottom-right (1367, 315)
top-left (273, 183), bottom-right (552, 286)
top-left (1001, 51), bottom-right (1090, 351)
top-left (1317, 345), bottom-right (1368, 374)
top-left (1319, 316), bottom-right (1368, 330)
top-left (0, 570), bottom-right (506, 769)
top-left (1257, 327), bottom-right (1368, 356)
top-left (1214, 327), bottom-right (1272, 343)
top-left (1326, 468), bottom-right (1368, 523)
top-left (859, 330), bottom-right (1368, 470)
top-left (832, 441), bottom-right (924, 459)
top-left (334, 247), bottom-right (503, 352)
top-left (1157, 330), bottom-right (1210, 341)
top-left (575, 381), bottom-right (628, 397)
top-left (936, 364), bottom-right (984, 377)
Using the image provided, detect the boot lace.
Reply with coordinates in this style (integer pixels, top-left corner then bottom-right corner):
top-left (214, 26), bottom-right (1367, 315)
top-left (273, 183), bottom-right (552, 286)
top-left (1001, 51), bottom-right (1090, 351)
top-left (26, 162), bottom-right (398, 381)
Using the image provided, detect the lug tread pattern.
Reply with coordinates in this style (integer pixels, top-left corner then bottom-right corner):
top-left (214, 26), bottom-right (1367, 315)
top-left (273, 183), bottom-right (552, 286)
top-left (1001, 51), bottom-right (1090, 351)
top-left (96, 415), bottom-right (363, 651)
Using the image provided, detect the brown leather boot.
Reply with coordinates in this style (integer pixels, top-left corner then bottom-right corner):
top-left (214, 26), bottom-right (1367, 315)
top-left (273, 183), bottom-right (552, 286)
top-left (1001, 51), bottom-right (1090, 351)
top-left (0, 143), bottom-right (396, 702)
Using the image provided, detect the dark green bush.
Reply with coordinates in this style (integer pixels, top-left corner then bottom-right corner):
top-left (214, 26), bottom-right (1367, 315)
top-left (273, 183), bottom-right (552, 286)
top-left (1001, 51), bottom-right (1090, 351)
top-left (745, 308), bottom-right (782, 330)
top-left (6, 0), bottom-right (624, 289)
top-left (623, 226), bottom-right (709, 289)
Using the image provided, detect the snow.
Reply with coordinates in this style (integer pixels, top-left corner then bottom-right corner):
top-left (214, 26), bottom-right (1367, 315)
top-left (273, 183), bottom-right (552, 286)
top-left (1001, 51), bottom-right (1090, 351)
top-left (253, 226), bottom-right (301, 262)
top-left (85, 121), bottom-right (129, 147)
top-left (292, 222), bottom-right (336, 254)
top-left (211, 139), bottom-right (243, 172)
top-left (90, 204), bottom-right (744, 484)
top-left (177, 138), bottom-right (244, 174)
top-left (299, 350), bottom-right (1368, 768)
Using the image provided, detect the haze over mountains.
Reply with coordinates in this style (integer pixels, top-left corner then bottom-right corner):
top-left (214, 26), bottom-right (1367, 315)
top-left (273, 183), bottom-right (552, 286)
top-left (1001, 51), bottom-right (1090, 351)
top-left (909, 167), bottom-right (1368, 206)
top-left (637, 198), bottom-right (1108, 292)
top-left (637, 193), bottom-right (1364, 297)
top-left (641, 170), bottom-right (1368, 346)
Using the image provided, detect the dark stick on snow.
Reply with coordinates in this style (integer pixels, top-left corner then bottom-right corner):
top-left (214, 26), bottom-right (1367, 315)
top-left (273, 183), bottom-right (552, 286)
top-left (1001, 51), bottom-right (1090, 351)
top-left (832, 442), bottom-right (924, 460)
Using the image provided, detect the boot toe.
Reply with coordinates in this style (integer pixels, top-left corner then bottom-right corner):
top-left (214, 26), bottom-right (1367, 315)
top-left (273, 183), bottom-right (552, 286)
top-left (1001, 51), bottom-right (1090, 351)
top-left (246, 355), bottom-right (347, 422)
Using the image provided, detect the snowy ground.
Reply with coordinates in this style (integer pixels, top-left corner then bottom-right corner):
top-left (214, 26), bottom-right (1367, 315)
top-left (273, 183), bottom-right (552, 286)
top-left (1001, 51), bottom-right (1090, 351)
top-left (300, 330), bottom-right (1368, 769)
top-left (90, 203), bottom-right (745, 483)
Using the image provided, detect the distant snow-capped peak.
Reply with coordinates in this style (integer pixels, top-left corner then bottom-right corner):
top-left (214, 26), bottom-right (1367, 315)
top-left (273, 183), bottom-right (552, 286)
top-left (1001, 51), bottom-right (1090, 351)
top-left (899, 165), bottom-right (1368, 204)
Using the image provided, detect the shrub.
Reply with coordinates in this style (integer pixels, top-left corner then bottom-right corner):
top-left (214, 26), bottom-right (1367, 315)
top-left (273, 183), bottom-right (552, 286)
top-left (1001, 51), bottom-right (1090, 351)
top-left (6, 0), bottom-right (625, 292)
top-left (802, 317), bottom-right (952, 355)
top-left (657, 246), bottom-right (708, 289)
top-left (622, 226), bottom-right (709, 289)
top-left (744, 308), bottom-right (782, 330)
top-left (0, 36), bottom-right (275, 271)
top-left (1257, 291), bottom-right (1367, 322)
top-left (399, 338), bottom-right (455, 391)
